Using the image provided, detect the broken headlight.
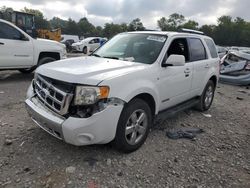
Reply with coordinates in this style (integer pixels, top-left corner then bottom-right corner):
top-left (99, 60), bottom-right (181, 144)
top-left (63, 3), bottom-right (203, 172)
top-left (74, 86), bottom-right (109, 105)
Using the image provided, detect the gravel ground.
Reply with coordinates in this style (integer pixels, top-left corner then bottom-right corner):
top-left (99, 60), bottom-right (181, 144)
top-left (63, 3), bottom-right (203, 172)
top-left (0, 70), bottom-right (249, 188)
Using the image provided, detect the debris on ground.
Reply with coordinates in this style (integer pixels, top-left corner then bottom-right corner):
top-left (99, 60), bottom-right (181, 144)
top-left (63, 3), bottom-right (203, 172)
top-left (66, 166), bottom-right (76, 174)
top-left (236, 97), bottom-right (244, 100)
top-left (166, 128), bottom-right (204, 140)
top-left (4, 139), bottom-right (13, 145)
top-left (202, 113), bottom-right (212, 118)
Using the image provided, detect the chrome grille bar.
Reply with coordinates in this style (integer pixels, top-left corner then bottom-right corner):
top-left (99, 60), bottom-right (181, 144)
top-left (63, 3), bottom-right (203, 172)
top-left (33, 75), bottom-right (73, 115)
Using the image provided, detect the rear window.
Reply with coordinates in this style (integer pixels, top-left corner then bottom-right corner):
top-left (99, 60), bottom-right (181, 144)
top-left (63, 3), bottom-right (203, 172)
top-left (188, 38), bottom-right (207, 61)
top-left (205, 39), bottom-right (218, 58)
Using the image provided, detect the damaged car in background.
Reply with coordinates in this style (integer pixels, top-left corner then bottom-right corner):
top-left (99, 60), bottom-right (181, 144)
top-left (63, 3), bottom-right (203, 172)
top-left (220, 50), bottom-right (250, 85)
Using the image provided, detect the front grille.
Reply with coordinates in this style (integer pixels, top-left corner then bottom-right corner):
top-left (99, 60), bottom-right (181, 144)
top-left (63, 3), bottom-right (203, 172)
top-left (33, 75), bottom-right (73, 115)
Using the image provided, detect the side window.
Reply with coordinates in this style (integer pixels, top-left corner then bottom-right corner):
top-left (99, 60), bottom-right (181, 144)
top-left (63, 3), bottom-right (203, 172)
top-left (0, 22), bottom-right (22, 40)
top-left (89, 39), bottom-right (94, 44)
top-left (167, 38), bottom-right (189, 62)
top-left (94, 38), bottom-right (100, 43)
top-left (204, 39), bottom-right (218, 58)
top-left (188, 38), bottom-right (207, 61)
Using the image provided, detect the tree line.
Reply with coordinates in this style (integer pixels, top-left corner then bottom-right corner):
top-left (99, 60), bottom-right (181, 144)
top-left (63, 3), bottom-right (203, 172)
top-left (1, 6), bottom-right (250, 47)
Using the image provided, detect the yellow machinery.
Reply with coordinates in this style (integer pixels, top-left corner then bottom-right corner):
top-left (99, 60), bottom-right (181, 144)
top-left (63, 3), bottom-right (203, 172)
top-left (37, 28), bottom-right (61, 42)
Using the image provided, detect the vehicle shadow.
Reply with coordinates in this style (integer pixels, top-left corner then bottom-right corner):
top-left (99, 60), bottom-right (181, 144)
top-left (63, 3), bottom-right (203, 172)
top-left (0, 71), bottom-right (34, 83)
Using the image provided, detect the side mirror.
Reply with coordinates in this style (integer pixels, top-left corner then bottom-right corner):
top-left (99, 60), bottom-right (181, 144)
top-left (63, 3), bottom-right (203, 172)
top-left (162, 54), bottom-right (185, 67)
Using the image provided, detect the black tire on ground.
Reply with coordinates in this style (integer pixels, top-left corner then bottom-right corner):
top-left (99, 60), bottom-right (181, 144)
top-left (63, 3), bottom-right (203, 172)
top-left (113, 98), bottom-right (152, 153)
top-left (83, 46), bottom-right (87, 54)
top-left (195, 80), bottom-right (215, 112)
top-left (38, 57), bottom-right (56, 67)
top-left (18, 67), bottom-right (36, 74)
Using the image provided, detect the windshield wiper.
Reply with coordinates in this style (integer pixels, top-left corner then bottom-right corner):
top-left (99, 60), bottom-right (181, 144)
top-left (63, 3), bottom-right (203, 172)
top-left (91, 54), bottom-right (101, 57)
top-left (103, 56), bottom-right (119, 60)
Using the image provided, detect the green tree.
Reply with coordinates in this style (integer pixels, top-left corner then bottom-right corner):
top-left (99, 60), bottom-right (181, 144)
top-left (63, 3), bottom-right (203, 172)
top-left (128, 18), bottom-right (145, 31)
top-left (63, 18), bottom-right (79, 35)
top-left (50, 17), bottom-right (67, 32)
top-left (103, 23), bottom-right (123, 38)
top-left (77, 17), bottom-right (95, 37)
top-left (168, 13), bottom-right (185, 30)
top-left (157, 17), bottom-right (168, 31)
top-left (157, 13), bottom-right (185, 31)
top-left (0, 6), bottom-right (13, 21)
top-left (181, 20), bottom-right (199, 30)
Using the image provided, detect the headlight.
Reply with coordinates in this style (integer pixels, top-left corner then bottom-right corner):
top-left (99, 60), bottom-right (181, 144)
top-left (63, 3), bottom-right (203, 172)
top-left (74, 86), bottom-right (109, 105)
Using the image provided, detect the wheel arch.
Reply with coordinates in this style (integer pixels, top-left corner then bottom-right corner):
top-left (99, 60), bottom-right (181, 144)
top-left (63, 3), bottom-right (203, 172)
top-left (38, 52), bottom-right (60, 63)
top-left (209, 75), bottom-right (217, 87)
top-left (128, 93), bottom-right (157, 117)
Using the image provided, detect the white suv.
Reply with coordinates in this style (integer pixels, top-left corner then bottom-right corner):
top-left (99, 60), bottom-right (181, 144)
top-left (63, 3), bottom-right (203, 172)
top-left (0, 19), bottom-right (66, 73)
top-left (25, 30), bottom-right (219, 152)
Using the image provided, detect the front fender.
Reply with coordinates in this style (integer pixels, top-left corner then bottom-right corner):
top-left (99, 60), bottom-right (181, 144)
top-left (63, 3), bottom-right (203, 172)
top-left (103, 79), bottom-right (160, 115)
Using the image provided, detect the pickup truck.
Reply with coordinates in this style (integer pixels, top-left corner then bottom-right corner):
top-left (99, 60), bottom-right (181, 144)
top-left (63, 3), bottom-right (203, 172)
top-left (0, 19), bottom-right (66, 73)
top-left (25, 30), bottom-right (220, 152)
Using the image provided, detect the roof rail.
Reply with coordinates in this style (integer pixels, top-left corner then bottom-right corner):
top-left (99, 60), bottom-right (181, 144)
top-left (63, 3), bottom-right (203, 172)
top-left (179, 28), bottom-right (204, 35)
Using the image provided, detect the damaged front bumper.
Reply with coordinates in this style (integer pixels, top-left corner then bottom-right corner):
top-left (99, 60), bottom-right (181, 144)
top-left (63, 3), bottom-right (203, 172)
top-left (25, 85), bottom-right (124, 146)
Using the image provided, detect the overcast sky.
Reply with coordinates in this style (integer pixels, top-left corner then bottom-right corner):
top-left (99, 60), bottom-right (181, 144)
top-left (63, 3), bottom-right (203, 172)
top-left (1, 0), bottom-right (249, 29)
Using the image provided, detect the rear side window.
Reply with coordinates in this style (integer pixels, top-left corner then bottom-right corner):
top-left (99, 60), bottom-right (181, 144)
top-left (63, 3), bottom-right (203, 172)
top-left (205, 39), bottom-right (218, 58)
top-left (188, 38), bottom-right (206, 61)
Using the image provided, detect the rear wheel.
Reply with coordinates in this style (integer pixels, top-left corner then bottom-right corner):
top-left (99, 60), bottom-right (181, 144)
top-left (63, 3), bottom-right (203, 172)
top-left (113, 98), bottom-right (152, 153)
top-left (196, 80), bottom-right (215, 111)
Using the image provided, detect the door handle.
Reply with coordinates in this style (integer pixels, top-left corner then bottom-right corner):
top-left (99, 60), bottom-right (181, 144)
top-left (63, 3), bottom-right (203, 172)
top-left (205, 64), bottom-right (210, 68)
top-left (184, 69), bottom-right (190, 73)
top-left (0, 42), bottom-right (4, 45)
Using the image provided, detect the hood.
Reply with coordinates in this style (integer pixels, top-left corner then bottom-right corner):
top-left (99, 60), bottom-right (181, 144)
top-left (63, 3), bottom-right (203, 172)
top-left (72, 41), bottom-right (83, 46)
top-left (35, 38), bottom-right (65, 49)
top-left (36, 56), bottom-right (148, 85)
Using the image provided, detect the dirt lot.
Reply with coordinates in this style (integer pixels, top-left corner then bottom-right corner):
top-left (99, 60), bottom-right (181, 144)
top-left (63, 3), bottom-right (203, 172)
top-left (0, 70), bottom-right (249, 188)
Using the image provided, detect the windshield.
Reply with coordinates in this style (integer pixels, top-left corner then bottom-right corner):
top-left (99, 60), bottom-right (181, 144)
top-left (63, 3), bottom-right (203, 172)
top-left (92, 33), bottom-right (167, 64)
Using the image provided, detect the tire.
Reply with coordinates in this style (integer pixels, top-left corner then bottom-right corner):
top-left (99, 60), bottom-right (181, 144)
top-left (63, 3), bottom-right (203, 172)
top-left (19, 67), bottom-right (36, 74)
top-left (113, 98), bottom-right (152, 153)
top-left (83, 46), bottom-right (87, 54)
top-left (195, 80), bottom-right (215, 111)
top-left (38, 57), bottom-right (56, 67)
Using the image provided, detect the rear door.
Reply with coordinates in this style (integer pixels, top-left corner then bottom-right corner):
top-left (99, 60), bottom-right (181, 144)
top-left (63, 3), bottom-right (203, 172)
top-left (187, 37), bottom-right (210, 95)
top-left (0, 21), bottom-right (33, 68)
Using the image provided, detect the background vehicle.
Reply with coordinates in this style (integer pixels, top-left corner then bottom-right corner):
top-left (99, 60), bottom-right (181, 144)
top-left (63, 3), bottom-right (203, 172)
top-left (71, 37), bottom-right (106, 54)
top-left (61, 35), bottom-right (80, 52)
top-left (0, 19), bottom-right (66, 73)
top-left (0, 10), bottom-right (61, 41)
top-left (26, 31), bottom-right (219, 152)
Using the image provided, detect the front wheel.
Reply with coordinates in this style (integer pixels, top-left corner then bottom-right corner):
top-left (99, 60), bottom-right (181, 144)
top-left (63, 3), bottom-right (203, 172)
top-left (38, 57), bottom-right (56, 67)
top-left (113, 98), bottom-right (152, 153)
top-left (195, 80), bottom-right (215, 111)
top-left (83, 46), bottom-right (87, 54)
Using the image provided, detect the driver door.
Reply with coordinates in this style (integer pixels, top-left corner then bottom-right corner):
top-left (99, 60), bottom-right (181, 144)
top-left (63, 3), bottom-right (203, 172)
top-left (0, 21), bottom-right (33, 68)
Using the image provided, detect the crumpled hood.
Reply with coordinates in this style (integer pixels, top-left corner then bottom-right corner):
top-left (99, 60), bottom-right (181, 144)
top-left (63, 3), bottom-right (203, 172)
top-left (36, 56), bottom-right (147, 85)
